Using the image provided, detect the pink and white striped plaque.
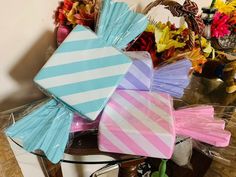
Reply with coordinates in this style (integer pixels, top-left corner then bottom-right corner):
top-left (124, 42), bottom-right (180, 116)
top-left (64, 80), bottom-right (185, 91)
top-left (98, 90), bottom-right (175, 159)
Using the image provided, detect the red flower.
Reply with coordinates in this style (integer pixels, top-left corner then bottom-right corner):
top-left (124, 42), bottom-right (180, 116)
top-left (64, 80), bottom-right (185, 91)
top-left (54, 0), bottom-right (97, 30)
top-left (128, 32), bottom-right (160, 66)
top-left (55, 0), bottom-right (74, 25)
top-left (211, 12), bottom-right (231, 38)
top-left (170, 24), bottom-right (177, 31)
top-left (161, 47), bottom-right (176, 61)
top-left (74, 8), bottom-right (96, 30)
top-left (181, 28), bottom-right (190, 38)
top-left (63, 0), bottom-right (73, 11)
top-left (229, 11), bottom-right (236, 32)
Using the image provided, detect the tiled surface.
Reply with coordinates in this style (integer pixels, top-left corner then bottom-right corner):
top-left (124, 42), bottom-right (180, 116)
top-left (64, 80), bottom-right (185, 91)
top-left (0, 133), bottom-right (23, 177)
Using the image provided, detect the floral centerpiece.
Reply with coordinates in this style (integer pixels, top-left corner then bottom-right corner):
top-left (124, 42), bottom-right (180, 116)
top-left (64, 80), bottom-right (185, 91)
top-left (207, 0), bottom-right (236, 50)
top-left (55, 0), bottom-right (97, 44)
top-left (127, 22), bottom-right (211, 73)
top-left (211, 0), bottom-right (236, 38)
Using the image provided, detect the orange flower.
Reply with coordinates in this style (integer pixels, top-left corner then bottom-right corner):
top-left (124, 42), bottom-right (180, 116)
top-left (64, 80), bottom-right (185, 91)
top-left (74, 4), bottom-right (96, 30)
top-left (187, 48), bottom-right (207, 73)
top-left (55, 0), bottom-right (97, 29)
top-left (229, 11), bottom-right (236, 26)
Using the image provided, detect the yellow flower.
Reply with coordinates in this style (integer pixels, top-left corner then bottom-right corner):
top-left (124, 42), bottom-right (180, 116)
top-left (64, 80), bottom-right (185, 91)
top-left (187, 48), bottom-right (207, 73)
top-left (156, 21), bottom-right (168, 30)
top-left (201, 37), bottom-right (215, 58)
top-left (145, 21), bottom-right (167, 32)
top-left (155, 26), bottom-right (186, 53)
top-left (214, 0), bottom-right (236, 14)
top-left (66, 2), bottom-right (79, 25)
top-left (145, 23), bottom-right (156, 33)
top-left (145, 21), bottom-right (192, 53)
top-left (194, 36), bottom-right (215, 59)
top-left (203, 43), bottom-right (215, 58)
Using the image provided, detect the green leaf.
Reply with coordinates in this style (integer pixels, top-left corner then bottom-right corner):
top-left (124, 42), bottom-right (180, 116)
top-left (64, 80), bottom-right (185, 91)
top-left (151, 171), bottom-right (168, 177)
top-left (151, 171), bottom-right (160, 177)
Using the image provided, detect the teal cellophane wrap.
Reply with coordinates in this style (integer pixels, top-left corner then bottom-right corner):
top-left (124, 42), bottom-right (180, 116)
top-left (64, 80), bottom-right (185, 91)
top-left (5, 0), bottom-right (148, 164)
top-left (97, 0), bottom-right (148, 49)
top-left (5, 99), bottom-right (73, 164)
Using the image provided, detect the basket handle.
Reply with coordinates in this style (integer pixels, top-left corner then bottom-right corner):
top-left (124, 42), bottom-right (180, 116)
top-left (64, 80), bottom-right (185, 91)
top-left (142, 0), bottom-right (206, 50)
top-left (142, 0), bottom-right (165, 15)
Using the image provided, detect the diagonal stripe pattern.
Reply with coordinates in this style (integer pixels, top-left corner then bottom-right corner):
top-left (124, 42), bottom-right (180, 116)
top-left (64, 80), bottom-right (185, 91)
top-left (98, 90), bottom-right (175, 159)
top-left (34, 25), bottom-right (132, 120)
top-left (118, 51), bottom-right (152, 91)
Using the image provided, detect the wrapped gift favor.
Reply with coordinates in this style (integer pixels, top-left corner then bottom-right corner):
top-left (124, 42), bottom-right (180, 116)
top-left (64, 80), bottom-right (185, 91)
top-left (6, 0), bottom-right (148, 164)
top-left (70, 113), bottom-right (101, 133)
top-left (98, 90), bottom-right (175, 159)
top-left (118, 51), bottom-right (192, 98)
top-left (34, 25), bottom-right (132, 120)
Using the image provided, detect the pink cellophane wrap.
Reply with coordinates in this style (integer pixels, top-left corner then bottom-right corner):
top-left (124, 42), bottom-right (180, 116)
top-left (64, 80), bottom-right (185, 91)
top-left (174, 106), bottom-right (231, 147)
top-left (57, 25), bottom-right (71, 45)
top-left (98, 90), bottom-right (175, 159)
top-left (70, 114), bottom-right (100, 133)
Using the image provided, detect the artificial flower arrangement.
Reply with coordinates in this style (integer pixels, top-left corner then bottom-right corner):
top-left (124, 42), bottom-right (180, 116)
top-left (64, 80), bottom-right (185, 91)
top-left (211, 0), bottom-right (236, 38)
top-left (55, 0), bottom-right (97, 44)
top-left (197, 0), bottom-right (236, 93)
top-left (55, 0), bottom-right (97, 28)
top-left (127, 21), bottom-right (214, 73)
top-left (128, 22), bottom-right (190, 67)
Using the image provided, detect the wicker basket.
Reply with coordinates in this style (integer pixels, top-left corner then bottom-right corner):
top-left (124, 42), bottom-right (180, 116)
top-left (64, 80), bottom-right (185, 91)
top-left (142, 0), bottom-right (197, 49)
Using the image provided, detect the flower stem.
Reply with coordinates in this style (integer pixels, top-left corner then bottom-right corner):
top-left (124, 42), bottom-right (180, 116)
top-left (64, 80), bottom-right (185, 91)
top-left (210, 0), bottom-right (216, 8)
